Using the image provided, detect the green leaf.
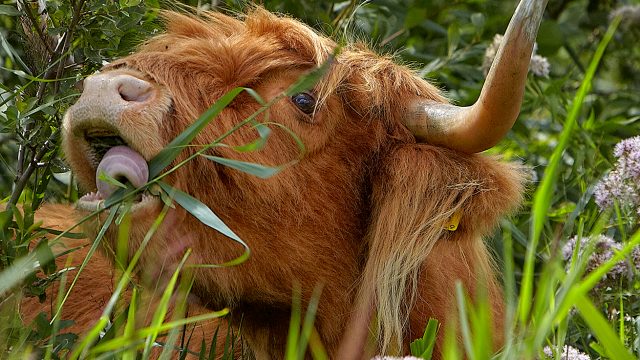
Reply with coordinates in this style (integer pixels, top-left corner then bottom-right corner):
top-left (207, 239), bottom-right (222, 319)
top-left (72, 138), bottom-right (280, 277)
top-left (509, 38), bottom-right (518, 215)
top-left (0, 251), bottom-right (40, 297)
top-left (33, 312), bottom-right (52, 338)
top-left (404, 8), bottom-right (427, 29)
top-left (122, 288), bottom-right (139, 360)
top-left (285, 284), bottom-right (302, 360)
top-left (39, 228), bottom-right (86, 239)
top-left (410, 318), bottom-right (440, 359)
top-left (232, 124), bottom-right (271, 153)
top-left (470, 13), bottom-right (485, 31)
top-left (34, 238), bottom-right (56, 275)
top-left (148, 87), bottom-right (245, 179)
top-left (447, 24), bottom-right (460, 57)
top-left (97, 171), bottom-right (129, 190)
top-left (201, 155), bottom-right (282, 179)
top-left (103, 188), bottom-right (128, 208)
top-left (158, 182), bottom-right (250, 267)
top-left (0, 5), bottom-right (19, 16)
top-left (297, 285), bottom-right (323, 359)
top-left (69, 317), bottom-right (110, 360)
top-left (119, 0), bottom-right (141, 7)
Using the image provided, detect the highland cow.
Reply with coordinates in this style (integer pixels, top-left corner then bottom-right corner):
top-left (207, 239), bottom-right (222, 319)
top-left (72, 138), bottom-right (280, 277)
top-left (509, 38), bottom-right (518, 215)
top-left (21, 0), bottom-right (547, 358)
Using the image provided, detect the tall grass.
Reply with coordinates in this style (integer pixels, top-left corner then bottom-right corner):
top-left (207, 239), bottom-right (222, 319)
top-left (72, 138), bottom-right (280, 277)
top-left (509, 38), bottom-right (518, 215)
top-left (1, 1), bottom-right (639, 359)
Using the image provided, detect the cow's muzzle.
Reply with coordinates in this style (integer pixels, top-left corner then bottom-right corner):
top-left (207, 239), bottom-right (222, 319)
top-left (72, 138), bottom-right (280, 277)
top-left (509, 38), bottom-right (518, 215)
top-left (63, 71), bottom-right (170, 212)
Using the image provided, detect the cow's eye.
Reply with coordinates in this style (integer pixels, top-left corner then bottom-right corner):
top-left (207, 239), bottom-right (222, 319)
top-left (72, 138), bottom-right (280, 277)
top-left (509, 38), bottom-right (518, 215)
top-left (291, 92), bottom-right (316, 115)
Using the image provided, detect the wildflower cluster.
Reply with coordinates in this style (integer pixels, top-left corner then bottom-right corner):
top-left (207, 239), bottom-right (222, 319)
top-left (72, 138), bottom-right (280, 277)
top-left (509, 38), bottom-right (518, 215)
top-left (562, 235), bottom-right (640, 290)
top-left (482, 34), bottom-right (550, 77)
top-left (594, 136), bottom-right (640, 216)
top-left (543, 345), bottom-right (591, 360)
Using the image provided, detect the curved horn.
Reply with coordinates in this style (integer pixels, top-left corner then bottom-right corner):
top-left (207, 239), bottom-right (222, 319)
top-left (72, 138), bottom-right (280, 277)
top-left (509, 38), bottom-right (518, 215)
top-left (404, 0), bottom-right (548, 153)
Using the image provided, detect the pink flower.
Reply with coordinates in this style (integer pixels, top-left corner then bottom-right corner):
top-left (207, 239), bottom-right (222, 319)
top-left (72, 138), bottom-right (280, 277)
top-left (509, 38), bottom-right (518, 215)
top-left (594, 136), bottom-right (640, 214)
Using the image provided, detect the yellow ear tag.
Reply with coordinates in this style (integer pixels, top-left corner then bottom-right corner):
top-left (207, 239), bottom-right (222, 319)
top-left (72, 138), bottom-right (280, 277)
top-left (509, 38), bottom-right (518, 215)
top-left (444, 210), bottom-right (462, 231)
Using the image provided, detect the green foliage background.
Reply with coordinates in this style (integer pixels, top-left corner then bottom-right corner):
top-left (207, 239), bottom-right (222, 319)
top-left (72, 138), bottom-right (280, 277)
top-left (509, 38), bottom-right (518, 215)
top-left (1, 0), bottom-right (639, 358)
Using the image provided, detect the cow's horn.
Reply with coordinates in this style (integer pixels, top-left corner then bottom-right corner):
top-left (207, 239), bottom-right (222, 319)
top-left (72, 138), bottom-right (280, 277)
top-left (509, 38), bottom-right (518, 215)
top-left (404, 0), bottom-right (548, 153)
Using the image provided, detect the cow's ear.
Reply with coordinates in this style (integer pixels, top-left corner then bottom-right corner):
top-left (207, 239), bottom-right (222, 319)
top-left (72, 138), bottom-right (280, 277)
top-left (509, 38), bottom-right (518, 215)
top-left (358, 144), bottom-right (526, 353)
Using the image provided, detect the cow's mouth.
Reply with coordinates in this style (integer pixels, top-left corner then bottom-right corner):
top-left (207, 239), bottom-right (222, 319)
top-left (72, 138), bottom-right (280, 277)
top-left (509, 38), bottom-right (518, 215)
top-left (76, 127), bottom-right (158, 212)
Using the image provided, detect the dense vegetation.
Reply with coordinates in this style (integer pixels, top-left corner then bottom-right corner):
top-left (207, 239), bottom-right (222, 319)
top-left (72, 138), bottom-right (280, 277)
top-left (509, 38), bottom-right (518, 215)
top-left (1, 0), bottom-right (639, 358)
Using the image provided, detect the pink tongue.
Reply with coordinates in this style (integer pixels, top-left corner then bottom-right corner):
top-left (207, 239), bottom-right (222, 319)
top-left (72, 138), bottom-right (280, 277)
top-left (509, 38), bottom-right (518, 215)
top-left (96, 146), bottom-right (149, 198)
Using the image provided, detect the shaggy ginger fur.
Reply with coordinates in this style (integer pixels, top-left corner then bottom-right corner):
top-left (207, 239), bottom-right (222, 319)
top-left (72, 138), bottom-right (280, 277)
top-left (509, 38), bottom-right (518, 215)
top-left (23, 7), bottom-right (525, 359)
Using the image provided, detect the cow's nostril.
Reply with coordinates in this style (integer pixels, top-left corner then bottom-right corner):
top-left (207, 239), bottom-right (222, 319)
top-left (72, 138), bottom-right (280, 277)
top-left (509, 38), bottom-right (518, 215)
top-left (117, 77), bottom-right (153, 102)
top-left (76, 72), bottom-right (155, 106)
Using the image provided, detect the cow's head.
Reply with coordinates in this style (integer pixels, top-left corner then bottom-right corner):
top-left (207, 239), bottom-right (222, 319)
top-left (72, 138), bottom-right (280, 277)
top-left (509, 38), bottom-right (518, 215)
top-left (62, 0), bottom-right (545, 356)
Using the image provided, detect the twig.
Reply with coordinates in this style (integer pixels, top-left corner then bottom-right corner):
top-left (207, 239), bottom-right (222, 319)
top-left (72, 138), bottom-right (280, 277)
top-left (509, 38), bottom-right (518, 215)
top-left (17, 0), bottom-right (54, 56)
top-left (9, 131), bottom-right (59, 206)
top-left (9, 0), bottom-right (86, 206)
top-left (53, 0), bottom-right (86, 94)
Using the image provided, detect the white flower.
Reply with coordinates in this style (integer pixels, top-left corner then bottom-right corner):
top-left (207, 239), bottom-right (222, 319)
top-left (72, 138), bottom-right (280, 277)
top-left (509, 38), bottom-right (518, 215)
top-left (482, 34), bottom-right (550, 77)
top-left (543, 345), bottom-right (591, 360)
top-left (594, 136), bottom-right (640, 214)
top-left (530, 54), bottom-right (550, 78)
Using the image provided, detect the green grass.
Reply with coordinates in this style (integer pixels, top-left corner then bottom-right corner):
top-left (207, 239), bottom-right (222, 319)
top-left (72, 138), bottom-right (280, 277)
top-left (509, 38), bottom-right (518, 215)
top-left (1, 1), bottom-right (640, 359)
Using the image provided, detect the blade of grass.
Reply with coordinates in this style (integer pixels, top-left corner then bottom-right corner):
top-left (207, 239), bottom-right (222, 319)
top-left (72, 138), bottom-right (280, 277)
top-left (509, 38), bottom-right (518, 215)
top-left (519, 16), bottom-right (620, 325)
top-left (222, 319), bottom-right (234, 360)
top-left (297, 285), bottom-right (323, 359)
top-left (121, 287), bottom-right (139, 360)
top-left (148, 87), bottom-right (245, 178)
top-left (501, 224), bottom-right (516, 352)
top-left (232, 124), bottom-right (271, 153)
top-left (142, 250), bottom-right (192, 358)
top-left (308, 327), bottom-right (329, 360)
top-left (0, 32), bottom-right (30, 72)
top-left (68, 317), bottom-right (110, 360)
top-left (285, 283), bottom-right (302, 360)
top-left (158, 276), bottom-right (197, 360)
top-left (470, 287), bottom-right (492, 360)
top-left (51, 206), bottom-right (119, 323)
top-left (44, 254), bottom-right (73, 360)
top-left (88, 310), bottom-right (229, 355)
top-left (525, 228), bottom-right (640, 356)
top-left (101, 205), bottom-right (170, 318)
top-left (574, 293), bottom-right (635, 360)
top-left (206, 325), bottom-right (221, 360)
top-left (455, 282), bottom-right (475, 360)
top-left (619, 296), bottom-right (624, 343)
top-left (0, 249), bottom-right (39, 296)
top-left (409, 318), bottom-right (439, 359)
top-left (571, 228), bottom-right (640, 304)
top-left (442, 321), bottom-right (462, 360)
